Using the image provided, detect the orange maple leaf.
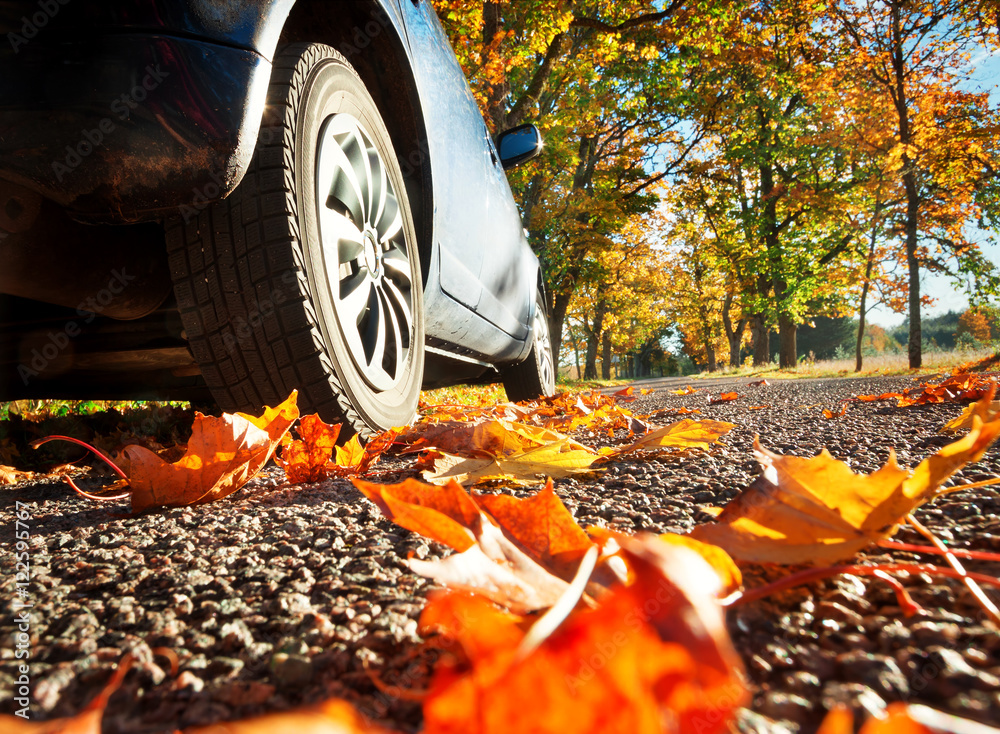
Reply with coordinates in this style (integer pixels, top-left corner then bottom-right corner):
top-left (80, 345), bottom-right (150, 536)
top-left (33, 393), bottom-right (299, 513)
top-left (277, 413), bottom-right (342, 484)
top-left (353, 477), bottom-right (576, 612)
top-left (708, 391), bottom-right (739, 404)
top-left (183, 699), bottom-right (398, 733)
top-left (419, 534), bottom-right (745, 734)
top-left (669, 385), bottom-right (698, 395)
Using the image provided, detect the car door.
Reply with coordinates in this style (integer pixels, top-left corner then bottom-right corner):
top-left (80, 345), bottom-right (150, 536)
top-left (391, 0), bottom-right (488, 313)
top-left (480, 130), bottom-right (532, 340)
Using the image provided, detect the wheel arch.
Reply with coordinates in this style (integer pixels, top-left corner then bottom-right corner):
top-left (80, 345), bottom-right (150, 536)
top-left (277, 0), bottom-right (434, 288)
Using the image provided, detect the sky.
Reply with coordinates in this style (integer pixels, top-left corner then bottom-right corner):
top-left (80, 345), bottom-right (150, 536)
top-left (867, 45), bottom-right (1000, 327)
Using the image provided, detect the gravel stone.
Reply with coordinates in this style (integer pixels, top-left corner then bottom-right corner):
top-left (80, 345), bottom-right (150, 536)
top-left (2, 375), bottom-right (999, 732)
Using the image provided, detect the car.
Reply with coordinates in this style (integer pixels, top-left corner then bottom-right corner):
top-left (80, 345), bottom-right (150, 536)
top-left (0, 0), bottom-right (556, 436)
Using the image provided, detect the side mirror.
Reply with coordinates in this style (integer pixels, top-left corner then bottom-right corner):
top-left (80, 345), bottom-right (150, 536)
top-left (496, 124), bottom-right (543, 169)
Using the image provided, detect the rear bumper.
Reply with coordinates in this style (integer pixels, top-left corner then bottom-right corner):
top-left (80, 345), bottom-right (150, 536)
top-left (0, 32), bottom-right (271, 221)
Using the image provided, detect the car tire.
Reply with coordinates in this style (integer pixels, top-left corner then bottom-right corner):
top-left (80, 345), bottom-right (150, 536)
top-left (167, 43), bottom-right (424, 437)
top-left (502, 287), bottom-right (556, 402)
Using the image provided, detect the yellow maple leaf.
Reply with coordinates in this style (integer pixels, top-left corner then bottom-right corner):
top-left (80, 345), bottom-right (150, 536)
top-left (689, 395), bottom-right (1000, 564)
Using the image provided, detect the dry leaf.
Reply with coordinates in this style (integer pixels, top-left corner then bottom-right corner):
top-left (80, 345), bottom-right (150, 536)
top-left (183, 699), bottom-right (399, 733)
top-left (277, 413), bottom-right (341, 484)
top-left (818, 702), bottom-right (999, 734)
top-left (419, 534), bottom-right (745, 734)
top-left (353, 477), bottom-right (571, 612)
top-left (941, 400), bottom-right (1000, 434)
top-left (418, 437), bottom-right (602, 487)
top-left (609, 418), bottom-right (735, 458)
top-left (822, 406), bottom-right (847, 419)
top-left (474, 481), bottom-right (595, 582)
top-left (747, 379), bottom-right (770, 387)
top-left (654, 533), bottom-right (742, 595)
top-left (709, 392), bottom-right (739, 404)
top-left (1, 464), bottom-right (34, 485)
top-left (669, 385), bottom-right (698, 395)
top-left (123, 393), bottom-right (298, 512)
top-left (34, 393), bottom-right (299, 513)
top-left (0, 655), bottom-right (133, 733)
top-left (689, 393), bottom-right (1000, 563)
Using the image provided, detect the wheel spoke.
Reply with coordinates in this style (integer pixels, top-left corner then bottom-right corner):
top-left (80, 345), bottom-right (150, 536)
top-left (369, 148), bottom-right (385, 230)
top-left (337, 125), bottom-right (374, 225)
top-left (381, 276), bottom-right (413, 347)
top-left (318, 205), bottom-right (364, 265)
top-left (377, 194), bottom-right (401, 246)
top-left (381, 245), bottom-right (412, 289)
top-left (363, 289), bottom-right (387, 369)
top-left (338, 272), bottom-right (372, 327)
top-left (379, 285), bottom-right (405, 378)
top-left (321, 129), bottom-right (366, 227)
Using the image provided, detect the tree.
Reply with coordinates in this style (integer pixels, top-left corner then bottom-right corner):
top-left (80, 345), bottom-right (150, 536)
top-left (679, 0), bottom-right (870, 367)
top-left (830, 0), bottom-right (1000, 368)
top-left (956, 307), bottom-right (992, 344)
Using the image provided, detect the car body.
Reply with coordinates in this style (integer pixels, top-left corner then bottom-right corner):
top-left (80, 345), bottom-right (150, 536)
top-left (0, 0), bottom-right (555, 434)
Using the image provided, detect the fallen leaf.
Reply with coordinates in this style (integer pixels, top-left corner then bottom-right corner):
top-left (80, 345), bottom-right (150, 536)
top-left (353, 477), bottom-right (572, 612)
top-left (748, 405), bottom-right (770, 411)
top-left (0, 655), bottom-right (133, 733)
top-left (689, 393), bottom-right (1000, 564)
top-left (669, 385), bottom-right (698, 395)
top-left (419, 439), bottom-right (601, 487)
top-left (609, 419), bottom-right (735, 458)
top-left (853, 392), bottom-right (904, 402)
top-left (474, 481), bottom-right (595, 582)
top-left (822, 406), bottom-right (847, 419)
top-left (818, 701), bottom-right (998, 734)
top-left (334, 434), bottom-right (366, 469)
top-left (1, 464), bottom-right (34, 485)
top-left (654, 533), bottom-right (743, 596)
top-left (183, 699), bottom-right (399, 733)
top-left (747, 379), bottom-right (770, 387)
top-left (419, 534), bottom-right (745, 734)
top-left (277, 413), bottom-right (342, 484)
top-left (34, 393), bottom-right (299, 513)
top-left (709, 392), bottom-right (739, 404)
top-left (941, 400), bottom-right (1000, 434)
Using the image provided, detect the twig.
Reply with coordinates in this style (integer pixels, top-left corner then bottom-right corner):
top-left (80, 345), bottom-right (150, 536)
top-left (906, 513), bottom-right (1000, 625)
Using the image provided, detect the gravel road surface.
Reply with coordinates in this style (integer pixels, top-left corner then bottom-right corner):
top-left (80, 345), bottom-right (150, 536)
top-left (2, 374), bottom-right (999, 732)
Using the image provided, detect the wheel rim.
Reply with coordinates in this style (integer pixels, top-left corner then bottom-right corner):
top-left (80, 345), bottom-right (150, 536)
top-left (315, 112), bottom-right (414, 392)
top-left (534, 303), bottom-right (555, 391)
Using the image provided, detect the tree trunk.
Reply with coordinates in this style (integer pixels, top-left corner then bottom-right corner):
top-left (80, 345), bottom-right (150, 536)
top-left (583, 299), bottom-right (609, 380)
top-left (777, 314), bottom-right (797, 368)
top-left (601, 330), bottom-right (612, 379)
top-left (904, 179), bottom-right (921, 368)
top-left (751, 313), bottom-right (770, 365)
top-left (722, 292), bottom-right (747, 367)
top-left (856, 203), bottom-right (880, 372)
top-left (890, 1), bottom-right (922, 369)
top-left (482, 1), bottom-right (509, 131)
top-left (549, 289), bottom-right (573, 374)
top-left (572, 330), bottom-right (582, 381)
